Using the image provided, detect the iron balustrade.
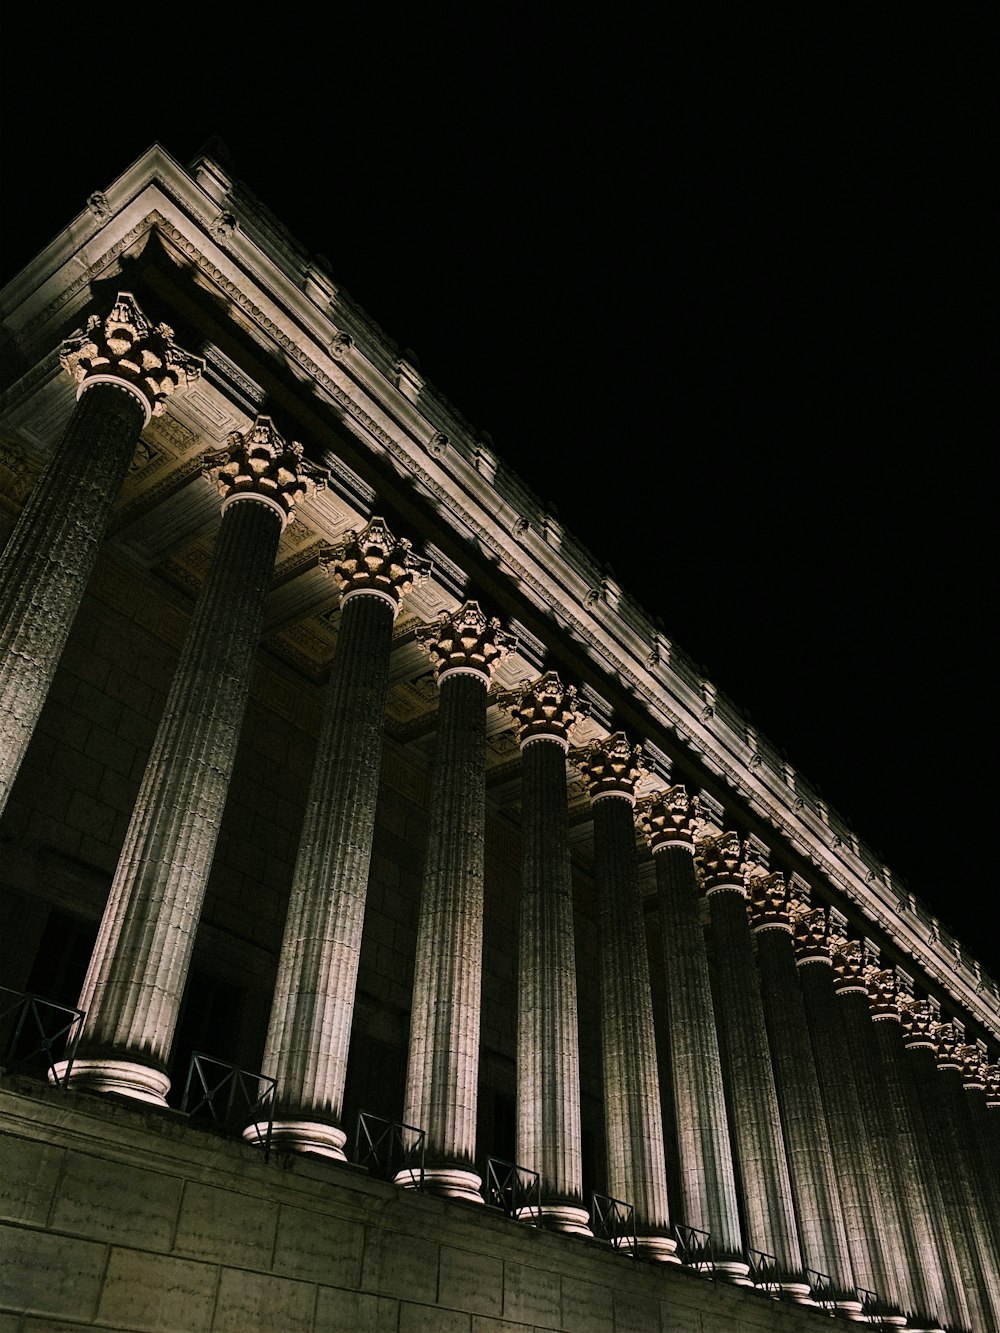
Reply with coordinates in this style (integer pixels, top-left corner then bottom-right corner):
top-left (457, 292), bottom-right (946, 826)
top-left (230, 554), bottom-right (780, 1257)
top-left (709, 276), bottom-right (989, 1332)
top-left (673, 1222), bottom-right (715, 1276)
top-left (354, 1110), bottom-right (425, 1188)
top-left (590, 1192), bottom-right (636, 1252)
top-left (857, 1286), bottom-right (895, 1329)
top-left (482, 1157), bottom-right (541, 1223)
top-left (805, 1268), bottom-right (837, 1315)
top-left (744, 1247), bottom-right (780, 1295)
top-left (0, 987), bottom-right (84, 1085)
top-left (181, 1052), bottom-right (276, 1159)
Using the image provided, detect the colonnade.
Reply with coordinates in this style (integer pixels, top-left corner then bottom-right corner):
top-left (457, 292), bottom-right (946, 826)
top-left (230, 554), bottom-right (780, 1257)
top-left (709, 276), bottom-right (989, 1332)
top-left (2, 295), bottom-right (998, 1331)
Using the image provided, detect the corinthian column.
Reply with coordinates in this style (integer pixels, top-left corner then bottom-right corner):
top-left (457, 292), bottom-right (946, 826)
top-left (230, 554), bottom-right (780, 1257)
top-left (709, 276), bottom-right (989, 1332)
top-left (699, 835), bottom-right (806, 1297)
top-left (0, 292), bottom-right (201, 814)
top-left (574, 733), bottom-right (677, 1262)
top-left (748, 873), bottom-right (858, 1315)
top-left (398, 601), bottom-right (516, 1200)
top-left (829, 940), bottom-right (946, 1332)
top-left (636, 789), bottom-right (747, 1281)
top-left (249, 519), bottom-right (431, 1158)
top-left (790, 906), bottom-right (905, 1323)
top-left (496, 672), bottom-right (591, 1234)
top-left (64, 418), bottom-right (320, 1105)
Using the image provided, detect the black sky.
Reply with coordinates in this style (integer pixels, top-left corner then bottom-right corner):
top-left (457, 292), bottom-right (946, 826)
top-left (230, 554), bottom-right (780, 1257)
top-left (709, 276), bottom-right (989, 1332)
top-left (1, 9), bottom-right (995, 979)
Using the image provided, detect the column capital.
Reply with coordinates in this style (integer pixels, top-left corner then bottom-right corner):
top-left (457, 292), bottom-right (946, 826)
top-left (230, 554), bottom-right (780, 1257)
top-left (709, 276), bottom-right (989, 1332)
top-left (205, 416), bottom-right (325, 525)
top-left (415, 599), bottom-right (516, 684)
top-left (695, 830), bottom-right (745, 895)
top-left (831, 937), bottom-right (868, 994)
top-left (636, 783), bottom-right (697, 853)
top-left (322, 516), bottom-right (431, 614)
top-left (985, 1063), bottom-right (1000, 1107)
top-left (864, 965), bottom-right (902, 1021)
top-left (747, 871), bottom-right (793, 933)
top-left (571, 730), bottom-right (646, 804)
top-left (60, 291), bottom-right (203, 422)
top-left (957, 1044), bottom-right (987, 1091)
top-left (497, 670), bottom-right (589, 748)
top-left (932, 1021), bottom-right (963, 1071)
top-left (899, 997), bottom-right (937, 1049)
top-left (791, 903), bottom-right (832, 965)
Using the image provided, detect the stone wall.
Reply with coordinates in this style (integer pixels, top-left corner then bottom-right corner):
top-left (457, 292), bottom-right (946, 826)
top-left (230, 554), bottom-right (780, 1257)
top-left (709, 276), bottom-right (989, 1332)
top-left (0, 1080), bottom-right (838, 1333)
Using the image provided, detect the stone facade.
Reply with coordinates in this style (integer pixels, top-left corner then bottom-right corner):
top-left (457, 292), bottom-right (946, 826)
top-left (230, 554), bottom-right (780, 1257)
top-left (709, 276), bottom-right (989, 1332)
top-left (1, 144), bottom-right (997, 1332)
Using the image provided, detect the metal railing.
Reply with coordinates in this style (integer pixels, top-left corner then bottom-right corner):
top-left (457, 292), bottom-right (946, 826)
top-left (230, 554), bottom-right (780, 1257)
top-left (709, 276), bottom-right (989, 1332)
top-left (482, 1157), bottom-right (541, 1223)
top-left (857, 1286), bottom-right (896, 1328)
top-left (590, 1192), bottom-right (636, 1252)
top-left (805, 1268), bottom-right (837, 1315)
top-left (0, 987), bottom-right (84, 1085)
top-left (744, 1247), bottom-right (780, 1295)
top-left (354, 1110), bottom-right (425, 1188)
top-left (673, 1222), bottom-right (715, 1275)
top-left (180, 1052), bottom-right (276, 1159)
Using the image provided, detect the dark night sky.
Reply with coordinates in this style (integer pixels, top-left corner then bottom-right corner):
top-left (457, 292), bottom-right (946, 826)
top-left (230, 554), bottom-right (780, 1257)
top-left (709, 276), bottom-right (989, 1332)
top-left (1, 10), bottom-right (995, 981)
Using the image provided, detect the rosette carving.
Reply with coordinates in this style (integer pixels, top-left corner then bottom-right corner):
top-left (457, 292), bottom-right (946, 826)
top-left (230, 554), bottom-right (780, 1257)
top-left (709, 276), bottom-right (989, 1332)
top-left (636, 784), bottom-right (698, 851)
top-left (323, 516), bottom-right (431, 610)
top-left (205, 416), bottom-right (324, 522)
top-left (747, 871), bottom-right (793, 932)
top-left (497, 671), bottom-right (589, 746)
top-left (864, 966), bottom-right (900, 1019)
top-left (60, 291), bottom-right (202, 417)
top-left (571, 731), bottom-right (647, 802)
top-left (695, 831), bottom-right (744, 893)
top-left (415, 600), bottom-right (516, 681)
top-left (899, 998), bottom-right (937, 1048)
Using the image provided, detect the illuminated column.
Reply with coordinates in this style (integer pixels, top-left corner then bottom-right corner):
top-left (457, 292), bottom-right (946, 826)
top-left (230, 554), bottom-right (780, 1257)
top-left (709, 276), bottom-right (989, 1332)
top-left (748, 873), bottom-right (858, 1315)
top-left (830, 942), bottom-right (946, 1332)
top-left (250, 519), bottom-right (430, 1158)
top-left (575, 733), bottom-right (678, 1263)
top-left (698, 834), bottom-right (807, 1299)
top-left (866, 969), bottom-right (976, 1333)
top-left (790, 907), bottom-right (905, 1323)
top-left (916, 1017), bottom-right (1000, 1328)
top-left (636, 789), bottom-right (747, 1282)
top-left (398, 602), bottom-right (516, 1201)
top-left (952, 1041), bottom-right (1000, 1277)
top-left (0, 293), bottom-right (201, 815)
top-left (64, 419), bottom-right (320, 1106)
top-left (498, 672), bottom-right (591, 1234)
top-left (980, 1060), bottom-right (1000, 1209)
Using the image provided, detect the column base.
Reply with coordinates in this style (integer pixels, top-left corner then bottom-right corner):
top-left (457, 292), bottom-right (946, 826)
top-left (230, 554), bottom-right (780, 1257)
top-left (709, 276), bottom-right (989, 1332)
top-left (709, 1259), bottom-right (752, 1285)
top-left (776, 1283), bottom-right (813, 1302)
top-left (243, 1119), bottom-right (347, 1160)
top-left (395, 1164), bottom-right (483, 1202)
top-left (633, 1234), bottom-right (681, 1263)
top-left (832, 1299), bottom-right (865, 1321)
top-left (55, 1057), bottom-right (170, 1107)
top-left (525, 1204), bottom-right (592, 1235)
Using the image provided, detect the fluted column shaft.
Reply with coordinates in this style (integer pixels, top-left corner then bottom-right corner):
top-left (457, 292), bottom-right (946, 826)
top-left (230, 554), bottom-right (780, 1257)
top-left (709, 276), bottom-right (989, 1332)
top-left (259, 591), bottom-right (396, 1156)
top-left (796, 958), bottom-right (902, 1316)
top-left (69, 496), bottom-right (284, 1103)
top-left (834, 982), bottom-right (946, 1329)
top-left (402, 670), bottom-right (489, 1199)
top-left (871, 1013), bottom-right (975, 1332)
top-left (591, 791), bottom-right (676, 1261)
top-left (516, 734), bottom-right (588, 1232)
top-left (652, 841), bottom-right (745, 1277)
top-left (703, 865), bottom-right (806, 1295)
top-left (0, 383), bottom-right (146, 813)
top-left (754, 925), bottom-right (857, 1309)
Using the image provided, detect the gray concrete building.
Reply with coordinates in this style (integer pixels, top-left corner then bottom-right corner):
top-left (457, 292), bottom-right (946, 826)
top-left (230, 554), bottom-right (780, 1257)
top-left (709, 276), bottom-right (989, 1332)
top-left (1, 143), bottom-right (997, 1333)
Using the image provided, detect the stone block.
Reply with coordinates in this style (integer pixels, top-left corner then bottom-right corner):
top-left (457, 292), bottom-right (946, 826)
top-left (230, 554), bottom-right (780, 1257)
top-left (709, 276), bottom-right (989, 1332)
top-left (272, 1202), bottom-right (363, 1286)
top-left (212, 1267), bottom-right (315, 1333)
top-left (314, 1287), bottom-right (398, 1333)
top-left (173, 1180), bottom-right (278, 1267)
top-left (0, 1224), bottom-right (105, 1320)
top-left (361, 1227), bottom-right (439, 1303)
top-left (439, 1245), bottom-right (502, 1317)
top-left (502, 1261), bottom-right (560, 1327)
top-left (49, 1151), bottom-right (181, 1249)
top-left (612, 1288), bottom-right (659, 1333)
top-left (560, 1276), bottom-right (614, 1333)
top-left (471, 1319), bottom-right (534, 1333)
top-left (0, 1135), bottom-right (64, 1225)
top-left (399, 1302), bottom-right (471, 1333)
top-left (96, 1247), bottom-right (217, 1332)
